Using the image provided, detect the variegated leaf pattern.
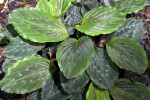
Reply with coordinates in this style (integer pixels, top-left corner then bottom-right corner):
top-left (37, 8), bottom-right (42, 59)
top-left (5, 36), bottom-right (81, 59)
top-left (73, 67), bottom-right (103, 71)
top-left (56, 36), bottom-right (95, 78)
top-left (50, 0), bottom-right (72, 17)
top-left (86, 83), bottom-right (110, 100)
top-left (110, 79), bottom-right (150, 100)
top-left (106, 37), bottom-right (148, 74)
top-left (60, 72), bottom-right (90, 94)
top-left (2, 58), bottom-right (17, 72)
top-left (9, 8), bottom-right (68, 43)
top-left (42, 75), bottom-right (69, 100)
top-left (75, 6), bottom-right (125, 36)
top-left (114, 18), bottom-right (147, 42)
top-left (0, 56), bottom-right (56, 94)
top-left (113, 0), bottom-right (147, 15)
top-left (3, 37), bottom-right (45, 60)
top-left (87, 47), bottom-right (118, 89)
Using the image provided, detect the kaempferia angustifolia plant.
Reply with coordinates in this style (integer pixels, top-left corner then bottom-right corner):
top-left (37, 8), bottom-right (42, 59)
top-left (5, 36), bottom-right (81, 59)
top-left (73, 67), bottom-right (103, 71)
top-left (0, 0), bottom-right (149, 100)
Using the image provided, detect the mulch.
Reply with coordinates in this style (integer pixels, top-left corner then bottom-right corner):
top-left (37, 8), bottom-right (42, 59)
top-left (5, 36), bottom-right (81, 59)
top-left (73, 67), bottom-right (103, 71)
top-left (0, 0), bottom-right (150, 100)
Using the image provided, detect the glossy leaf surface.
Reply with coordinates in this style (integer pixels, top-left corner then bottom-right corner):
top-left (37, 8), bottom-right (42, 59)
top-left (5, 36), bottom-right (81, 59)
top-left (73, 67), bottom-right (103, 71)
top-left (3, 37), bottom-right (45, 60)
top-left (86, 83), bottom-right (110, 100)
top-left (114, 18), bottom-right (146, 42)
top-left (75, 6), bottom-right (125, 36)
top-left (57, 36), bottom-right (95, 78)
top-left (106, 37), bottom-right (148, 74)
top-left (113, 0), bottom-right (147, 15)
top-left (110, 79), bottom-right (150, 100)
top-left (0, 56), bottom-right (55, 94)
top-left (9, 8), bottom-right (68, 43)
top-left (87, 47), bottom-right (118, 89)
top-left (60, 72), bottom-right (90, 94)
top-left (36, 0), bottom-right (51, 13)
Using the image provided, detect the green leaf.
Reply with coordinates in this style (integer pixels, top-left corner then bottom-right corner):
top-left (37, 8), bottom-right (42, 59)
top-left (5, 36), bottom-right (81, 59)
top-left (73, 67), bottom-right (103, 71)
top-left (41, 75), bottom-right (69, 100)
top-left (49, 0), bottom-right (72, 17)
top-left (106, 37), bottom-right (148, 74)
top-left (86, 83), bottom-right (110, 100)
top-left (60, 72), bottom-right (90, 94)
top-left (87, 47), bottom-right (118, 89)
top-left (27, 89), bottom-right (41, 100)
top-left (113, 0), bottom-right (148, 15)
top-left (110, 79), bottom-right (150, 100)
top-left (114, 18), bottom-right (147, 42)
top-left (2, 24), bottom-right (18, 41)
top-left (70, 94), bottom-right (83, 100)
top-left (75, 6), bottom-right (125, 36)
top-left (36, 0), bottom-right (51, 13)
top-left (9, 8), bottom-right (68, 43)
top-left (2, 58), bottom-right (17, 72)
top-left (0, 56), bottom-right (56, 94)
top-left (56, 36), bottom-right (95, 78)
top-left (3, 37), bottom-right (45, 60)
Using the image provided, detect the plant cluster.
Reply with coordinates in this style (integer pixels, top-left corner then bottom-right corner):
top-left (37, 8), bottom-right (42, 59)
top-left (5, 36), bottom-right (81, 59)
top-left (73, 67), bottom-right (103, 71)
top-left (0, 0), bottom-right (150, 100)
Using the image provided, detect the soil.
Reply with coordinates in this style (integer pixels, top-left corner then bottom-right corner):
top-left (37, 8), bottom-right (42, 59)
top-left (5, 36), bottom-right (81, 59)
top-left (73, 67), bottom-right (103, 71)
top-left (0, 0), bottom-right (150, 100)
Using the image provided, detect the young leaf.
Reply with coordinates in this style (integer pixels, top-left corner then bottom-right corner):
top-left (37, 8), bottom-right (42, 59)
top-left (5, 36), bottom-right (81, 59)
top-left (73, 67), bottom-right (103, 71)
top-left (56, 36), bottom-right (95, 78)
top-left (41, 75), bottom-right (69, 100)
top-left (0, 56), bottom-right (56, 94)
top-left (114, 18), bottom-right (146, 42)
top-left (9, 8), bottom-right (68, 43)
top-left (113, 0), bottom-right (148, 15)
top-left (106, 37), bottom-right (148, 74)
top-left (110, 79), bottom-right (150, 100)
top-left (3, 37), bottom-right (45, 60)
top-left (75, 6), bottom-right (125, 36)
top-left (87, 47), bottom-right (118, 89)
top-left (2, 58), bottom-right (17, 72)
top-left (86, 83), bottom-right (110, 100)
top-left (60, 72), bottom-right (90, 94)
top-left (36, 0), bottom-right (51, 13)
top-left (49, 0), bottom-right (72, 17)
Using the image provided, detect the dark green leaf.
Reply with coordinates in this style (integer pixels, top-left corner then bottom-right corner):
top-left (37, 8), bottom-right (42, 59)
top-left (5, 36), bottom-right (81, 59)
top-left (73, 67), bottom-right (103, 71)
top-left (9, 8), bottom-right (68, 43)
top-left (3, 37), bottom-right (45, 60)
top-left (87, 47), bottom-right (118, 89)
top-left (110, 79), bottom-right (150, 100)
top-left (41, 75), bottom-right (69, 100)
top-left (0, 56), bottom-right (56, 94)
top-left (86, 83), bottom-right (110, 100)
top-left (27, 89), bottom-right (41, 100)
top-left (114, 18), bottom-right (146, 42)
top-left (75, 6), bottom-right (125, 36)
top-left (2, 58), bottom-right (17, 72)
top-left (60, 72), bottom-right (90, 94)
top-left (106, 37), bottom-right (148, 74)
top-left (113, 0), bottom-right (147, 15)
top-left (56, 36), bottom-right (95, 78)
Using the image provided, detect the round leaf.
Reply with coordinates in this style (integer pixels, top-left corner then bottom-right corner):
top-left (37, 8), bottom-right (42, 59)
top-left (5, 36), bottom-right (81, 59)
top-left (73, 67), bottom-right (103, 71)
top-left (87, 47), bottom-right (118, 89)
top-left (113, 0), bottom-right (148, 15)
top-left (56, 36), bottom-right (95, 78)
top-left (106, 37), bottom-right (148, 74)
top-left (75, 6), bottom-right (125, 36)
top-left (110, 79), bottom-right (150, 100)
top-left (9, 8), bottom-right (68, 43)
top-left (86, 83), bottom-right (110, 100)
top-left (0, 56), bottom-right (56, 94)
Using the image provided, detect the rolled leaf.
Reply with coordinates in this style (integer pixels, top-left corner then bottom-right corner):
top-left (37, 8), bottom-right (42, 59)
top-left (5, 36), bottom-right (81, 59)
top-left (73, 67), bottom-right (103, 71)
top-left (75, 6), bottom-right (125, 36)
top-left (113, 0), bottom-right (148, 15)
top-left (56, 36), bottom-right (95, 78)
top-left (110, 79), bottom-right (150, 100)
top-left (114, 18), bottom-right (146, 42)
top-left (9, 8), bottom-right (68, 43)
top-left (106, 37), bottom-right (148, 74)
top-left (0, 56), bottom-right (56, 94)
top-left (87, 47), bottom-right (118, 89)
top-left (86, 83), bottom-right (110, 100)
top-left (3, 37), bottom-right (45, 60)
